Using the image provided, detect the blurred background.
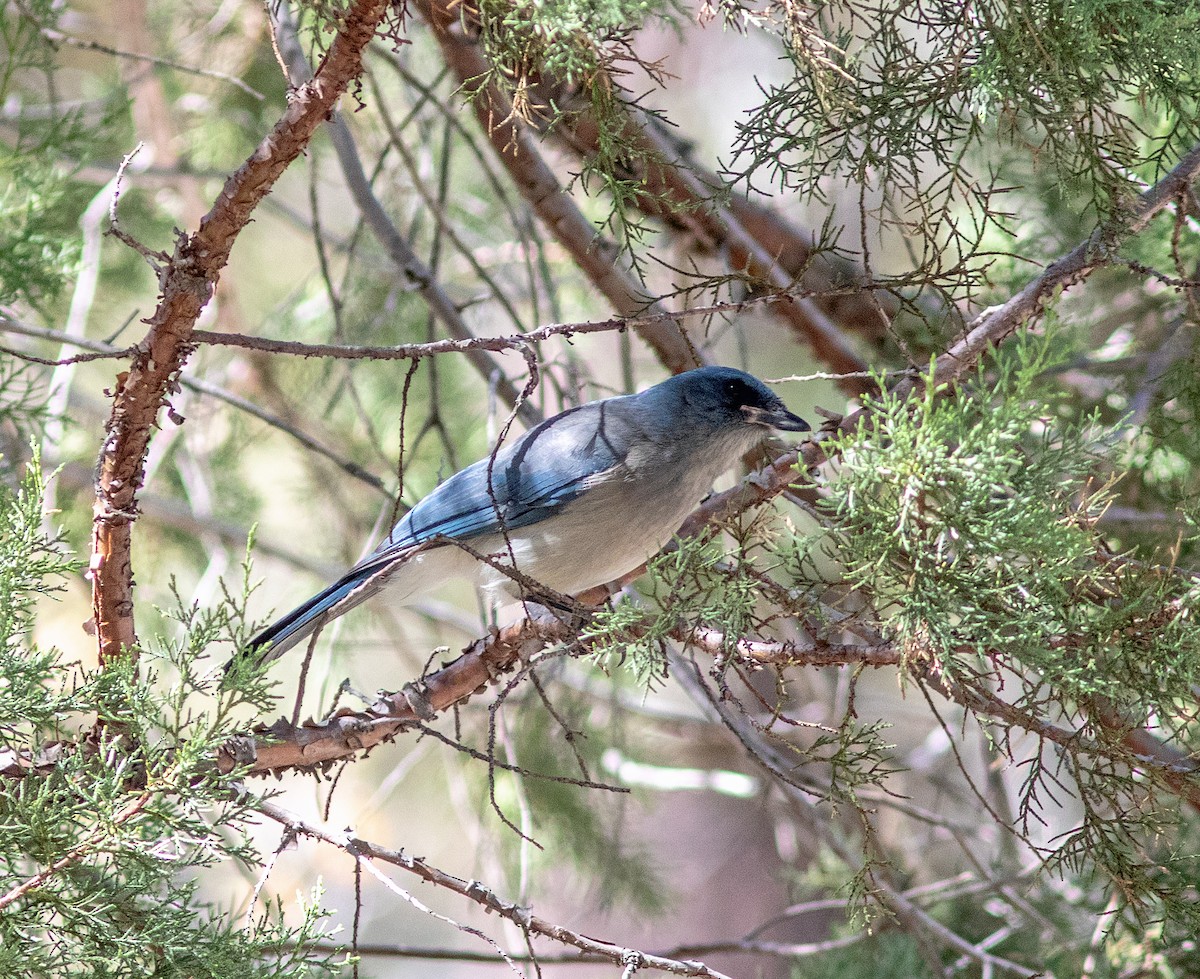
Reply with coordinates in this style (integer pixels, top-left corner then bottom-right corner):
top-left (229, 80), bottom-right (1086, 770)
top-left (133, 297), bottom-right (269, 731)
top-left (4, 0), bottom-right (1200, 976)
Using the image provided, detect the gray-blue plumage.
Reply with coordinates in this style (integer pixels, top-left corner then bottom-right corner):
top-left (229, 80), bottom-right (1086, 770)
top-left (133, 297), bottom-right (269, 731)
top-left (243, 366), bottom-right (809, 664)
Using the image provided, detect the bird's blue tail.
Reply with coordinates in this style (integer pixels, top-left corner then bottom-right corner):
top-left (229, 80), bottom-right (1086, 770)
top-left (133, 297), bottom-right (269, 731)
top-left (235, 565), bottom-right (377, 668)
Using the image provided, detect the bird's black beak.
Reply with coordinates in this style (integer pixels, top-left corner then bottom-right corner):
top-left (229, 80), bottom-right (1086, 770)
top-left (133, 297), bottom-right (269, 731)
top-left (742, 403), bottom-right (811, 433)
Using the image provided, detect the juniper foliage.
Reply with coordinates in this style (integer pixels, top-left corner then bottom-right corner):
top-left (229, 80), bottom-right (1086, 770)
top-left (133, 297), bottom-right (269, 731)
top-left (0, 457), bottom-right (340, 978)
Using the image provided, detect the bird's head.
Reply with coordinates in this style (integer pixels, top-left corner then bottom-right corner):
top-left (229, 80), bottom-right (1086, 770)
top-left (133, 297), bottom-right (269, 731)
top-left (658, 366), bottom-right (810, 438)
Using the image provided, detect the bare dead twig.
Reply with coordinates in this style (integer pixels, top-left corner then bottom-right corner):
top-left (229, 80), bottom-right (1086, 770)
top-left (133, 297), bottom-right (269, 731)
top-left (187, 295), bottom-right (833, 363)
top-left (413, 0), bottom-right (883, 389)
top-left (267, 6), bottom-right (541, 427)
top-left (0, 318), bottom-right (391, 495)
top-left (255, 797), bottom-right (736, 979)
top-left (104, 144), bottom-right (171, 276)
top-left (681, 136), bottom-right (1200, 540)
top-left (671, 653), bottom-right (1038, 978)
top-left (32, 19), bottom-right (265, 99)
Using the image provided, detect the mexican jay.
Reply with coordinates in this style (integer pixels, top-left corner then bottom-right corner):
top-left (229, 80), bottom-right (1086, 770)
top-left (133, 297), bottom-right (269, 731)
top-left (244, 366), bottom-right (809, 664)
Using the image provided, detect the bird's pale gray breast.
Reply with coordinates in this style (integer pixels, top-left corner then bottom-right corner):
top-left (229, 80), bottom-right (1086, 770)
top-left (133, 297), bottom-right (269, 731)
top-left (469, 416), bottom-right (766, 596)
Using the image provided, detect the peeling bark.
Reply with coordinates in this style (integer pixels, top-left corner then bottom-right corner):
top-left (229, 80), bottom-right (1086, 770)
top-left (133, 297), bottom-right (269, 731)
top-left (90, 0), bottom-right (393, 664)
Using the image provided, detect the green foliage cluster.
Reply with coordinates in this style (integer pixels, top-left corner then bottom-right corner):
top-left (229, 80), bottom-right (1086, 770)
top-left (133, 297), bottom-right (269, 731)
top-left (3, 0), bottom-right (1200, 974)
top-left (0, 362), bottom-right (49, 481)
top-left (588, 534), bottom-right (759, 687)
top-left (828, 333), bottom-right (1105, 678)
top-left (823, 330), bottom-right (1200, 932)
top-left (591, 523), bottom-right (901, 802)
top-left (463, 0), bottom-right (1200, 304)
top-left (1132, 343), bottom-right (1200, 507)
top-left (721, 0), bottom-right (1200, 295)
top-left (0, 456), bottom-right (340, 978)
top-left (827, 329), bottom-right (1200, 715)
top-left (0, 1), bottom-right (88, 307)
top-left (792, 932), bottom-right (929, 979)
top-left (579, 329), bottom-right (1200, 967)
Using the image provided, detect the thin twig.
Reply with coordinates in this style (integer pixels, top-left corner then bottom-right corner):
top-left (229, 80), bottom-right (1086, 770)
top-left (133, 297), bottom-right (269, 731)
top-left (0, 316), bottom-right (391, 496)
top-left (34, 21), bottom-right (265, 99)
top-left (0, 792), bottom-right (153, 911)
top-left (104, 143), bottom-right (170, 273)
top-left (255, 797), bottom-right (735, 979)
top-left (410, 0), bottom-right (703, 375)
top-left (189, 294), bottom-right (829, 362)
top-left (268, 6), bottom-right (542, 427)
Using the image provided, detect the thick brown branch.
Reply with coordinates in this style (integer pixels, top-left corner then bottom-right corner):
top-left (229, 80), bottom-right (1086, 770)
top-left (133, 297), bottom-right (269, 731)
top-left (223, 606), bottom-right (901, 776)
top-left (89, 0), bottom-right (393, 665)
top-left (225, 606), bottom-right (1200, 812)
top-left (220, 611), bottom-right (570, 774)
top-left (555, 107), bottom-right (903, 354)
top-left (917, 667), bottom-right (1200, 813)
top-left (412, 0), bottom-right (878, 391)
top-left (410, 0), bottom-right (701, 375)
top-left (927, 141), bottom-right (1200, 392)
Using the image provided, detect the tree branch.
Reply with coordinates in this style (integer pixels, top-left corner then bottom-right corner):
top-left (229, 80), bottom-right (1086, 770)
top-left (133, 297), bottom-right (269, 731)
top-left (413, 0), bottom-right (880, 391)
top-left (256, 797), bottom-right (735, 979)
top-left (268, 7), bottom-right (542, 426)
top-left (409, 0), bottom-right (703, 375)
top-left (188, 295), bottom-right (817, 361)
top-left (89, 0), bottom-right (394, 665)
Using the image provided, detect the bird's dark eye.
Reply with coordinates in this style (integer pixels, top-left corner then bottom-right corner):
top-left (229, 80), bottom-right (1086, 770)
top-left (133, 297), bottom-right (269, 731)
top-left (725, 378), bottom-right (755, 406)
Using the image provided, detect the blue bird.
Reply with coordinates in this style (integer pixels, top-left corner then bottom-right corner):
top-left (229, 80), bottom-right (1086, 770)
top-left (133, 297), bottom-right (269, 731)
top-left (243, 366), bottom-right (809, 665)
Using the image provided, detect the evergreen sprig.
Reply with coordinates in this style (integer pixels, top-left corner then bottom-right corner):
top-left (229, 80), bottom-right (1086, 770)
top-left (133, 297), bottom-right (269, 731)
top-left (0, 456), bottom-right (340, 978)
top-left (726, 0), bottom-right (1200, 297)
top-left (825, 328), bottom-right (1200, 927)
top-left (0, 1), bottom-right (89, 308)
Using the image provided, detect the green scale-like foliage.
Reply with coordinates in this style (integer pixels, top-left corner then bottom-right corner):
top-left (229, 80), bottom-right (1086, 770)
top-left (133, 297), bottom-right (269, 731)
top-left (727, 0), bottom-right (1200, 297)
top-left (827, 330), bottom-right (1200, 715)
top-left (581, 328), bottom-right (1200, 938)
top-left (0, 456), bottom-right (341, 979)
top-left (822, 330), bottom-right (1200, 928)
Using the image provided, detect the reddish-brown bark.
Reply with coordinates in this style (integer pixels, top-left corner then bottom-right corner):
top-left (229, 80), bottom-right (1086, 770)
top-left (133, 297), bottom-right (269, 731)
top-left (90, 0), bottom-right (394, 665)
top-left (414, 0), bottom-right (701, 374)
top-left (412, 0), bottom-right (885, 392)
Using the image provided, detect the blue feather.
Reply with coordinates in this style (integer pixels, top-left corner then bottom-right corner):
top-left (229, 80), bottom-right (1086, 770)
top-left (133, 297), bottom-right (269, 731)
top-left (234, 367), bottom-right (808, 668)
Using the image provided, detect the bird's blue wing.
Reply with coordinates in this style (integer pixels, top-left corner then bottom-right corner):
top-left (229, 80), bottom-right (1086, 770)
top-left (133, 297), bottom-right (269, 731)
top-left (237, 397), bottom-right (641, 665)
top-left (370, 398), bottom-right (639, 561)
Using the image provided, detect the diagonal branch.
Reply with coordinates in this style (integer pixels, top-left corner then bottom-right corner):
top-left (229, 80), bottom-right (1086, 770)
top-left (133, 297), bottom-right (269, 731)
top-left (89, 0), bottom-right (394, 665)
top-left (413, 0), bottom-right (879, 391)
top-left (1, 317), bottom-right (391, 494)
top-left (410, 0), bottom-right (702, 375)
top-left (187, 295), bottom-right (813, 360)
top-left (256, 796), bottom-right (735, 979)
top-left (268, 7), bottom-right (542, 426)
